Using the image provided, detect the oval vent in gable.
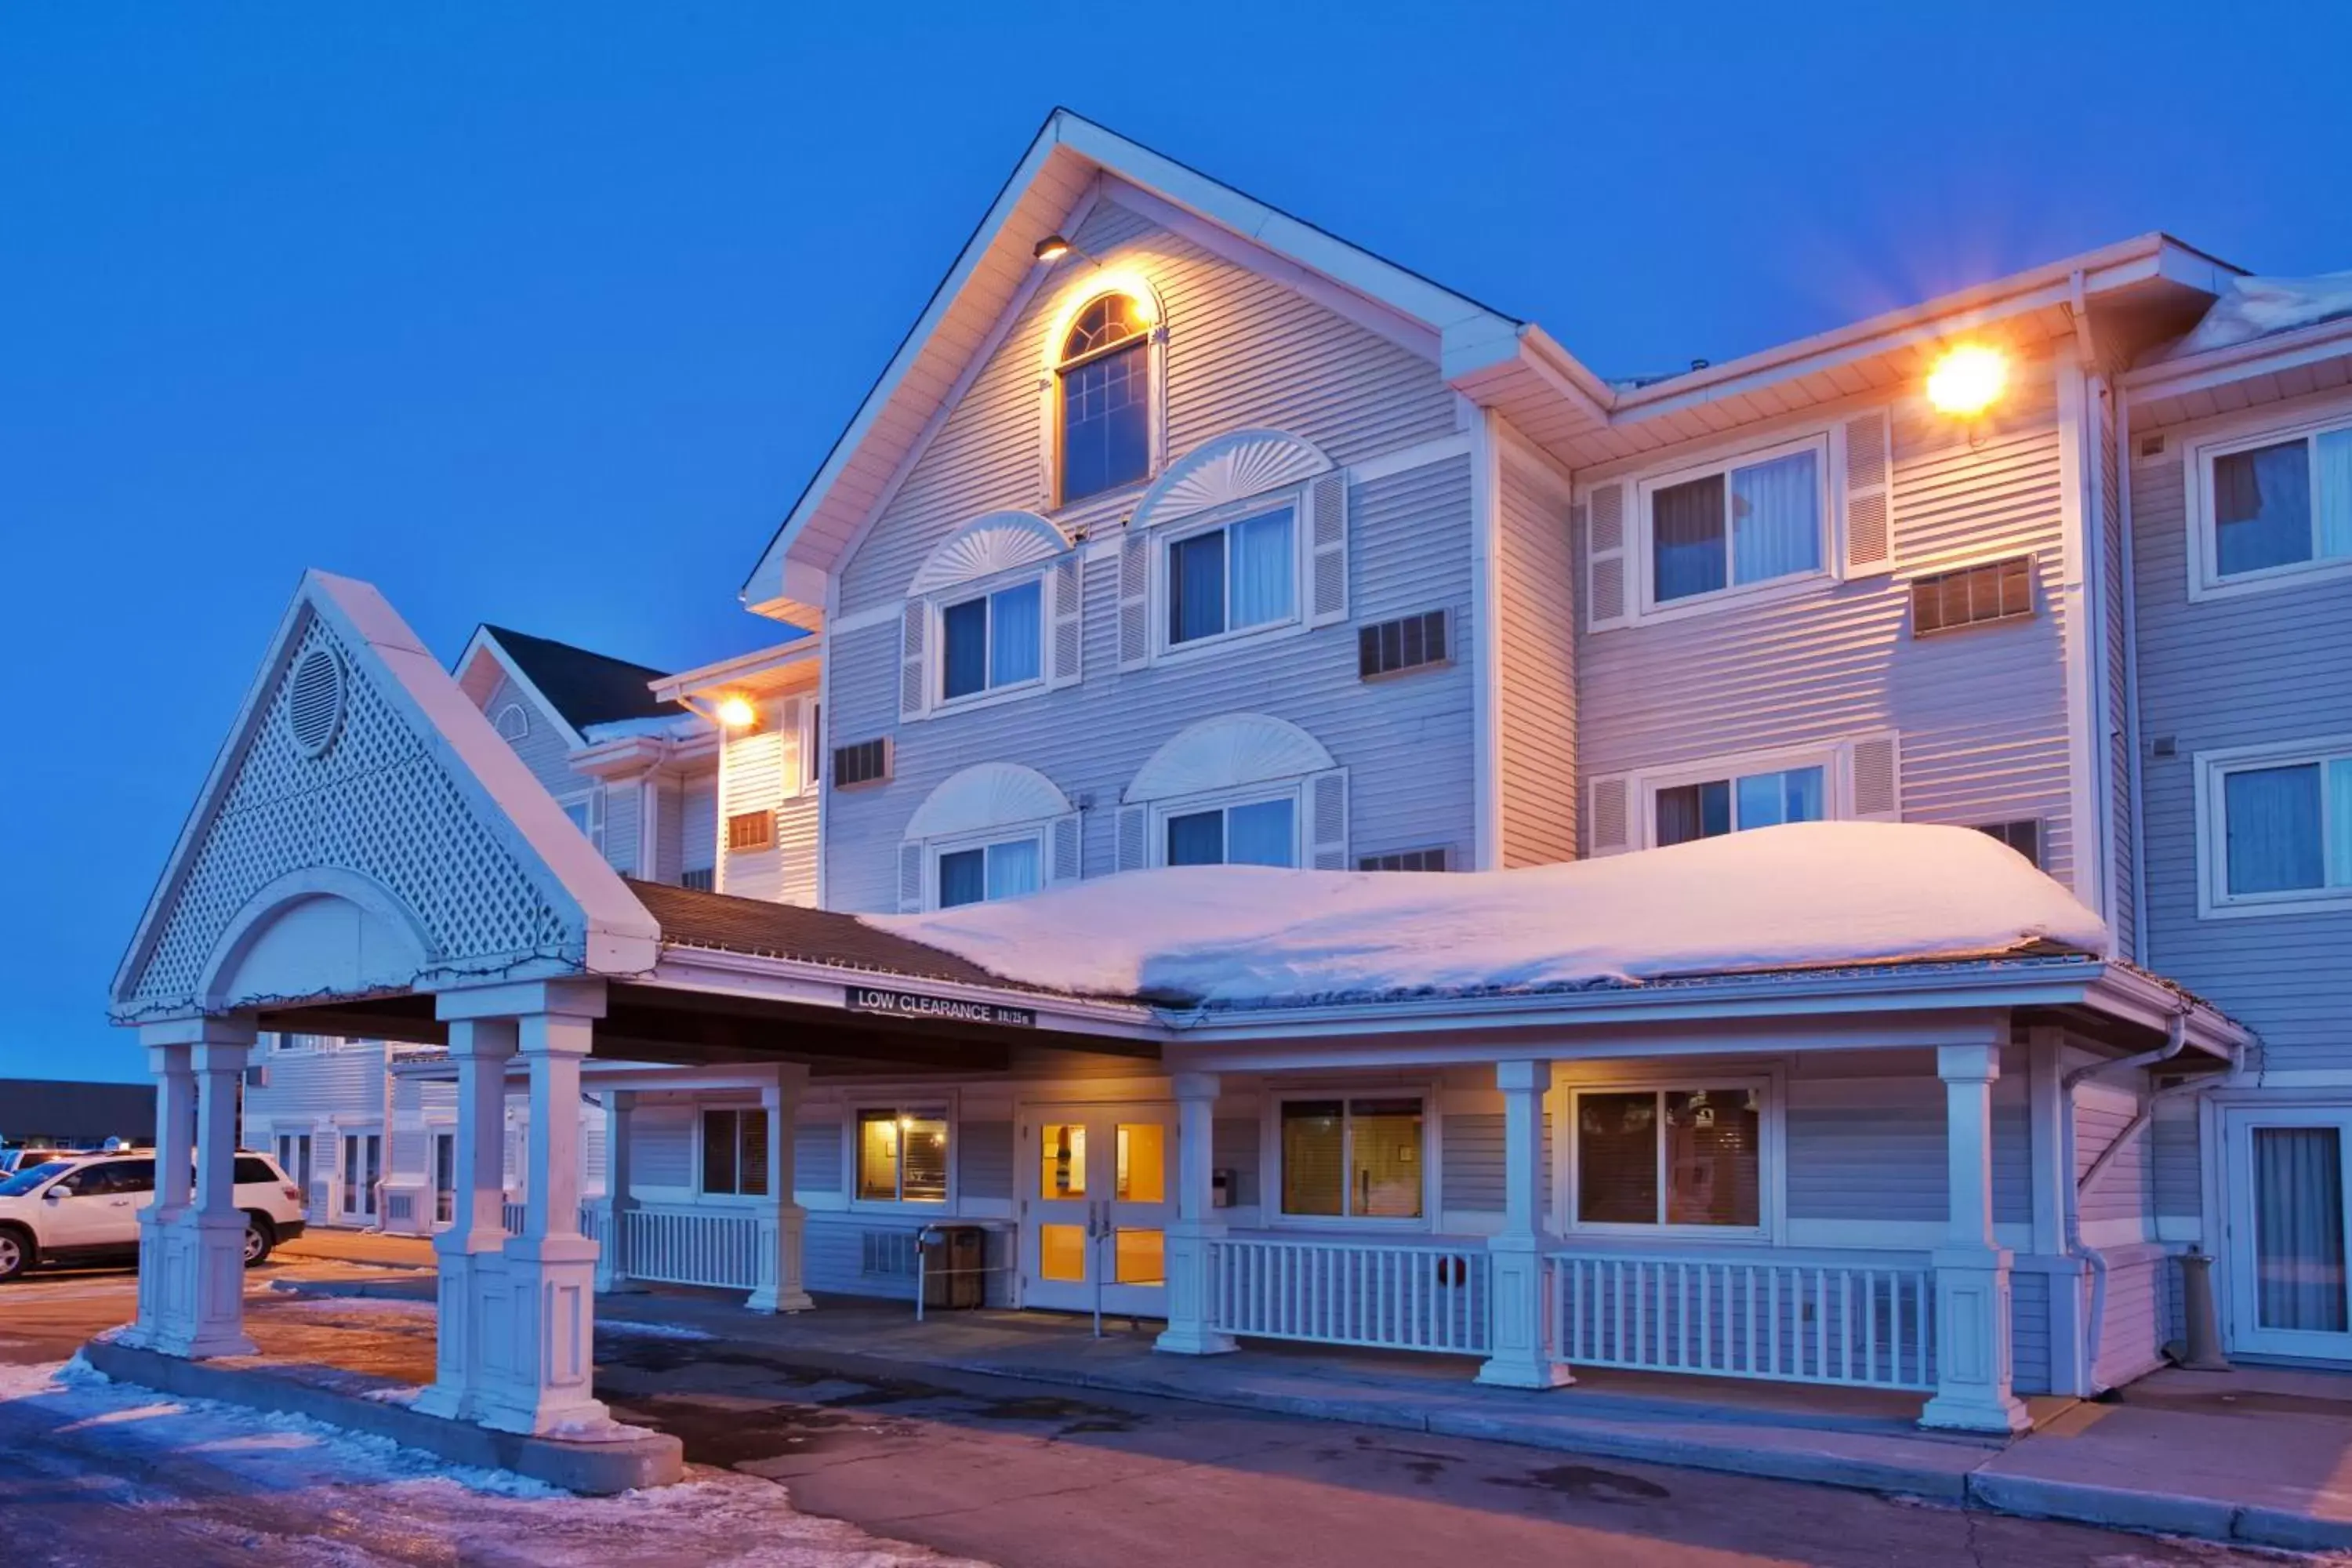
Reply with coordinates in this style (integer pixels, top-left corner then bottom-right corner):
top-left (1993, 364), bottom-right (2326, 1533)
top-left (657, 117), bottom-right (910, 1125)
top-left (285, 646), bottom-right (347, 758)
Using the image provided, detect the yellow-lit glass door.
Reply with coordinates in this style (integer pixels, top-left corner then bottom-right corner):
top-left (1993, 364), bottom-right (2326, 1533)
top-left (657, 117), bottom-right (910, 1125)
top-left (1021, 1103), bottom-right (1175, 1316)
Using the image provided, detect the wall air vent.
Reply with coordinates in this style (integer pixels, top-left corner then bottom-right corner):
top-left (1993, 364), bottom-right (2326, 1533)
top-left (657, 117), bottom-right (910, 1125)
top-left (285, 646), bottom-right (347, 758)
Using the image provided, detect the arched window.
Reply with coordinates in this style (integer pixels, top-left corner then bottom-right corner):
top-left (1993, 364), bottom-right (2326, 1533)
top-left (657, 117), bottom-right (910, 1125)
top-left (1057, 293), bottom-right (1152, 503)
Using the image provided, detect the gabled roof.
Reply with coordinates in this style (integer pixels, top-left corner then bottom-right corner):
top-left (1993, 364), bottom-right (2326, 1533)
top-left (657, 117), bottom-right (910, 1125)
top-left (455, 624), bottom-right (677, 750)
top-left (738, 107), bottom-right (1605, 628)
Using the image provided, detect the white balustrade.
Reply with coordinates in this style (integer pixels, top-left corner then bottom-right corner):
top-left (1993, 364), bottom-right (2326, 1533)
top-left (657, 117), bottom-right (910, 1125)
top-left (1207, 1235), bottom-right (1490, 1355)
top-left (617, 1204), bottom-right (764, 1291)
top-left (1550, 1250), bottom-right (1936, 1391)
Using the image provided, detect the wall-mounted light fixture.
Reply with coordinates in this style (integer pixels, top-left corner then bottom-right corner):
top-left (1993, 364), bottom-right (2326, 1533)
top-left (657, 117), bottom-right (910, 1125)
top-left (716, 695), bottom-right (759, 731)
top-left (1034, 233), bottom-right (1103, 267)
top-left (1926, 343), bottom-right (2009, 419)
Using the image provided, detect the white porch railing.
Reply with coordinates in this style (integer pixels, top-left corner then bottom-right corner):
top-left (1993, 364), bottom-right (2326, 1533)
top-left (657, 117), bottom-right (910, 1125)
top-left (615, 1204), bottom-right (763, 1290)
top-left (1549, 1250), bottom-right (1936, 1391)
top-left (499, 1200), bottom-right (600, 1239)
top-left (1207, 1235), bottom-right (1491, 1356)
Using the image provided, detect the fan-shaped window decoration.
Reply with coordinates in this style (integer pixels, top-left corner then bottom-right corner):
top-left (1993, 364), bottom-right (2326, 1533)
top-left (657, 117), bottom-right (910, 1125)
top-left (285, 646), bottom-right (347, 758)
top-left (1058, 292), bottom-right (1152, 504)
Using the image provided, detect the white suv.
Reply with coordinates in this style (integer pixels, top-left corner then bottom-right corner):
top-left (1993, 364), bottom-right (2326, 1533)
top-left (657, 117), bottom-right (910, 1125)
top-left (0, 1150), bottom-right (307, 1282)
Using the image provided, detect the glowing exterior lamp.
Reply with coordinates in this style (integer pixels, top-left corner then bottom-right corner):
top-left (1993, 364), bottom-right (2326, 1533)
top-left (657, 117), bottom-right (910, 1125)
top-left (716, 695), bottom-right (758, 730)
top-left (1034, 234), bottom-right (1073, 263)
top-left (1927, 344), bottom-right (2008, 418)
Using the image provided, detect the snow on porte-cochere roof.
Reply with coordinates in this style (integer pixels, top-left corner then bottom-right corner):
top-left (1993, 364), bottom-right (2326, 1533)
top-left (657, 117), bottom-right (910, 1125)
top-left (869, 822), bottom-right (2111, 1011)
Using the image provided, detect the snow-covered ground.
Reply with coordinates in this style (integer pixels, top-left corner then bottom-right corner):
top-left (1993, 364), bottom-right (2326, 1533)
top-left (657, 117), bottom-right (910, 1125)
top-left (874, 821), bottom-right (2107, 1008)
top-left (0, 1356), bottom-right (985, 1566)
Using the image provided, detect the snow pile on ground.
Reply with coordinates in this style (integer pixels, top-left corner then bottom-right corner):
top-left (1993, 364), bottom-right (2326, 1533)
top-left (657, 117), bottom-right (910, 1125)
top-left (2157, 270), bottom-right (2352, 360)
top-left (872, 822), bottom-right (2107, 1009)
top-left (0, 1356), bottom-right (987, 1566)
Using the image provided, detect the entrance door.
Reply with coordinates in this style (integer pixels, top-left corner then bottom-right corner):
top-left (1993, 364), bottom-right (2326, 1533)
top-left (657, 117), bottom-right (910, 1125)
top-left (430, 1131), bottom-right (456, 1227)
top-left (339, 1131), bottom-right (381, 1222)
top-left (1021, 1103), bottom-right (1174, 1316)
top-left (2225, 1108), bottom-right (2352, 1359)
top-left (276, 1134), bottom-right (313, 1207)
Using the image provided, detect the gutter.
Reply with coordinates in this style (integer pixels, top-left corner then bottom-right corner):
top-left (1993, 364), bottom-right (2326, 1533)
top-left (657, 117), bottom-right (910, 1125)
top-left (2060, 1009), bottom-right (2192, 1392)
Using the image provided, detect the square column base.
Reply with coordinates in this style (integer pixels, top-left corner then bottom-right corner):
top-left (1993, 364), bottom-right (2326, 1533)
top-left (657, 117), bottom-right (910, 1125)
top-left (140, 1211), bottom-right (255, 1360)
top-left (746, 1205), bottom-right (811, 1314)
top-left (470, 1236), bottom-right (610, 1437)
top-left (1477, 1240), bottom-right (1573, 1390)
top-left (1153, 1226), bottom-right (1236, 1356)
top-left (1154, 1323), bottom-right (1239, 1356)
top-left (1919, 1246), bottom-right (2033, 1436)
top-left (416, 1228), bottom-right (506, 1421)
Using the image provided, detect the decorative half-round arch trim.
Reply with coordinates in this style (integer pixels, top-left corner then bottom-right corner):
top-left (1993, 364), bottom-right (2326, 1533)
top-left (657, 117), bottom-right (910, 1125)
top-left (1039, 270), bottom-right (1167, 371)
top-left (1125, 713), bottom-right (1337, 804)
top-left (197, 865), bottom-right (434, 1011)
top-left (1131, 429), bottom-right (1336, 532)
top-left (908, 512), bottom-right (1071, 598)
top-left (904, 761), bottom-right (1073, 841)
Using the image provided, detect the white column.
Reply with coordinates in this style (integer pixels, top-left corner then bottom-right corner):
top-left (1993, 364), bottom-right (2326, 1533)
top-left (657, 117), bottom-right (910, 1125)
top-left (148, 1025), bottom-right (258, 1359)
top-left (474, 1006), bottom-right (609, 1436)
top-left (1479, 1059), bottom-right (1572, 1388)
top-left (594, 1091), bottom-right (641, 1294)
top-left (416, 1016), bottom-right (516, 1421)
top-left (747, 1065), bottom-right (811, 1312)
top-left (133, 1039), bottom-right (194, 1348)
top-left (1156, 1071), bottom-right (1236, 1356)
top-left (1922, 1040), bottom-right (2034, 1434)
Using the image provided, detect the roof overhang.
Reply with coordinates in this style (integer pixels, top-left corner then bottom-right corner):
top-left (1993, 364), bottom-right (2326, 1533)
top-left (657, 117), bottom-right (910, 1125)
top-left (453, 626), bottom-right (587, 750)
top-left (2120, 314), bottom-right (2352, 430)
top-left (652, 636), bottom-right (823, 707)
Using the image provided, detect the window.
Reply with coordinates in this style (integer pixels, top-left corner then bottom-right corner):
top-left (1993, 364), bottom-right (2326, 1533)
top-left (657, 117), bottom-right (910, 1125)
top-left (558, 789), bottom-right (602, 851)
top-left (1167, 506), bottom-right (1296, 647)
top-left (1654, 765), bottom-right (1824, 847)
top-left (1279, 1098), bottom-right (1425, 1220)
top-left (804, 703), bottom-right (823, 789)
top-left (680, 867), bottom-right (715, 892)
top-left (2195, 413), bottom-right (2352, 593)
top-left (1167, 796), bottom-right (1295, 868)
top-left (1643, 438), bottom-right (1824, 606)
top-left (856, 1108), bottom-right (949, 1203)
top-left (339, 1133), bottom-right (381, 1218)
top-left (233, 1156), bottom-right (279, 1185)
top-left (1358, 610), bottom-right (1449, 679)
top-left (940, 579), bottom-right (1044, 702)
top-left (726, 810), bottom-right (775, 852)
top-left (1359, 847), bottom-right (1449, 873)
top-left (1058, 293), bottom-right (1152, 503)
top-left (700, 1109), bottom-right (770, 1197)
top-left (833, 738), bottom-right (891, 789)
top-left (2204, 745), bottom-right (2352, 913)
top-left (71, 1159), bottom-right (156, 1196)
top-left (937, 836), bottom-right (1042, 909)
top-left (1976, 819), bottom-right (2043, 868)
top-left (1573, 1085), bottom-right (1762, 1230)
top-left (1911, 557), bottom-right (2034, 634)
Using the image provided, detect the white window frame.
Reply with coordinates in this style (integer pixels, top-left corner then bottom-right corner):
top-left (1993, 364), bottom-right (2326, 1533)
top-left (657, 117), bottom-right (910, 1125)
top-left (2194, 735), bottom-right (2352, 920)
top-left (845, 1097), bottom-right (956, 1212)
top-left (556, 787), bottom-right (603, 853)
top-left (2184, 401), bottom-right (2352, 601)
top-left (1633, 430), bottom-right (1835, 621)
top-left (1044, 281), bottom-right (1167, 511)
top-left (1261, 1084), bottom-right (1440, 1232)
top-left (927, 825), bottom-right (1049, 913)
top-left (1152, 492), bottom-right (1312, 664)
top-left (931, 568), bottom-right (1050, 716)
top-left (1150, 782), bottom-right (1306, 869)
top-left (1627, 741), bottom-right (1851, 851)
top-left (695, 1104), bottom-right (771, 1203)
top-left (1555, 1071), bottom-right (1781, 1241)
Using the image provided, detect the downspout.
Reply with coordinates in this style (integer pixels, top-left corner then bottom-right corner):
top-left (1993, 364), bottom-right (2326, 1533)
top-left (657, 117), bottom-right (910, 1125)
top-left (2062, 1008), bottom-right (2188, 1392)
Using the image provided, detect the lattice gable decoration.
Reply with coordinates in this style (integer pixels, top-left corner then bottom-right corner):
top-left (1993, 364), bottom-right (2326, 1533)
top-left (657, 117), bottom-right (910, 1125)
top-left (113, 572), bottom-right (659, 1022)
top-left (906, 511), bottom-right (1071, 597)
top-left (1125, 713), bottom-right (1337, 803)
top-left (1131, 429), bottom-right (1334, 533)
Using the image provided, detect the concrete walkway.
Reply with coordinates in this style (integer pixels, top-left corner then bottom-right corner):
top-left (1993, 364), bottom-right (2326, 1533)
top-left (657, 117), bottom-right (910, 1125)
top-left (268, 1270), bottom-right (2352, 1550)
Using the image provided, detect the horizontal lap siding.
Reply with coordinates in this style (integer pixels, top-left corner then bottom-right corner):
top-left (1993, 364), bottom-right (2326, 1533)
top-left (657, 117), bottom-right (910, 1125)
top-left (1784, 1077), bottom-right (2030, 1229)
top-left (628, 1106), bottom-right (693, 1191)
top-left (2152, 1095), bottom-right (2201, 1221)
top-left (2132, 423), bottom-right (2352, 1074)
top-left (1443, 1113), bottom-right (1503, 1213)
top-left (960, 1120), bottom-right (1013, 1202)
top-left (247, 1044), bottom-right (387, 1123)
top-left (1577, 361), bottom-right (2076, 882)
top-left (2076, 1097), bottom-right (2152, 1229)
top-left (837, 197), bottom-right (1457, 619)
top-left (603, 783), bottom-right (641, 877)
top-left (797, 1121), bottom-right (844, 1195)
top-left (2012, 1269), bottom-right (2052, 1394)
top-left (484, 676), bottom-right (580, 798)
top-left (1214, 1116), bottom-right (1261, 1209)
top-left (2101, 398), bottom-right (2136, 954)
top-left (1497, 452), bottom-right (1577, 867)
top-left (2094, 1248), bottom-right (2169, 1388)
top-left (826, 460), bottom-right (1476, 910)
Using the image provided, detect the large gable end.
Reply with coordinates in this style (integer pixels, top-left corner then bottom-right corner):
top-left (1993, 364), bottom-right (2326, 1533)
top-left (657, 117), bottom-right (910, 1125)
top-left (112, 572), bottom-right (660, 1022)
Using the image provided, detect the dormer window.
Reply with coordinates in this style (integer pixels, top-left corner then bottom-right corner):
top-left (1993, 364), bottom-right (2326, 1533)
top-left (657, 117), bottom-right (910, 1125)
top-left (1058, 293), bottom-right (1151, 503)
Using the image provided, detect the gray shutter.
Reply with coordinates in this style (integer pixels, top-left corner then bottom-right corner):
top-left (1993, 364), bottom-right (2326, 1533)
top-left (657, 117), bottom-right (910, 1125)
top-left (1307, 472), bottom-right (1349, 627)
top-left (1847, 731), bottom-right (1903, 821)
top-left (1048, 554), bottom-right (1083, 689)
top-left (1584, 483), bottom-right (1629, 630)
top-left (1842, 410), bottom-right (1895, 577)
top-left (1307, 768), bottom-right (1350, 870)
top-left (1118, 532), bottom-right (1152, 671)
top-left (1049, 811), bottom-right (1083, 884)
top-left (898, 601), bottom-right (930, 720)
top-left (1116, 804), bottom-right (1149, 872)
top-left (898, 841), bottom-right (927, 912)
top-left (1588, 774), bottom-right (1632, 855)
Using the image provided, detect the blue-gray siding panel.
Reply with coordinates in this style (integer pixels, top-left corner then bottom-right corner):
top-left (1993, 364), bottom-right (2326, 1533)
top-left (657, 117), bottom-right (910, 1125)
top-left (1214, 1116), bottom-right (1261, 1210)
top-left (960, 1121), bottom-right (1013, 1203)
top-left (2012, 1269), bottom-right (2052, 1395)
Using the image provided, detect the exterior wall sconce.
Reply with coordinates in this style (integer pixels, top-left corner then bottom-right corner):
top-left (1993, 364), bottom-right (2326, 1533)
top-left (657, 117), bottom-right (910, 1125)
top-left (1926, 343), bottom-right (2009, 419)
top-left (716, 695), bottom-right (759, 731)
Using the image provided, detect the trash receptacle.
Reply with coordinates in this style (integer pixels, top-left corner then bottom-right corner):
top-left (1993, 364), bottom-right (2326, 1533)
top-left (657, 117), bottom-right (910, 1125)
top-left (920, 1225), bottom-right (987, 1310)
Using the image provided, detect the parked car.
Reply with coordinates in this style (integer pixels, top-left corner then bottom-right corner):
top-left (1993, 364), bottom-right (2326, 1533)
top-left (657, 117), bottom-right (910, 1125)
top-left (0, 1148), bottom-right (74, 1177)
top-left (0, 1149), bottom-right (306, 1281)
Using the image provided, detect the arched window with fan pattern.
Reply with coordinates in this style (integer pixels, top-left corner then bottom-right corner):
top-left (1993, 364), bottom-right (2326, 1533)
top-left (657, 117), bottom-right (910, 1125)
top-left (1056, 292), bottom-right (1152, 503)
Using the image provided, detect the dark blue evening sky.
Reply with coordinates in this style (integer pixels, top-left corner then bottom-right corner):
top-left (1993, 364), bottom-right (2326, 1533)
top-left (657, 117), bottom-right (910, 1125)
top-left (5, 4), bottom-right (2347, 1081)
